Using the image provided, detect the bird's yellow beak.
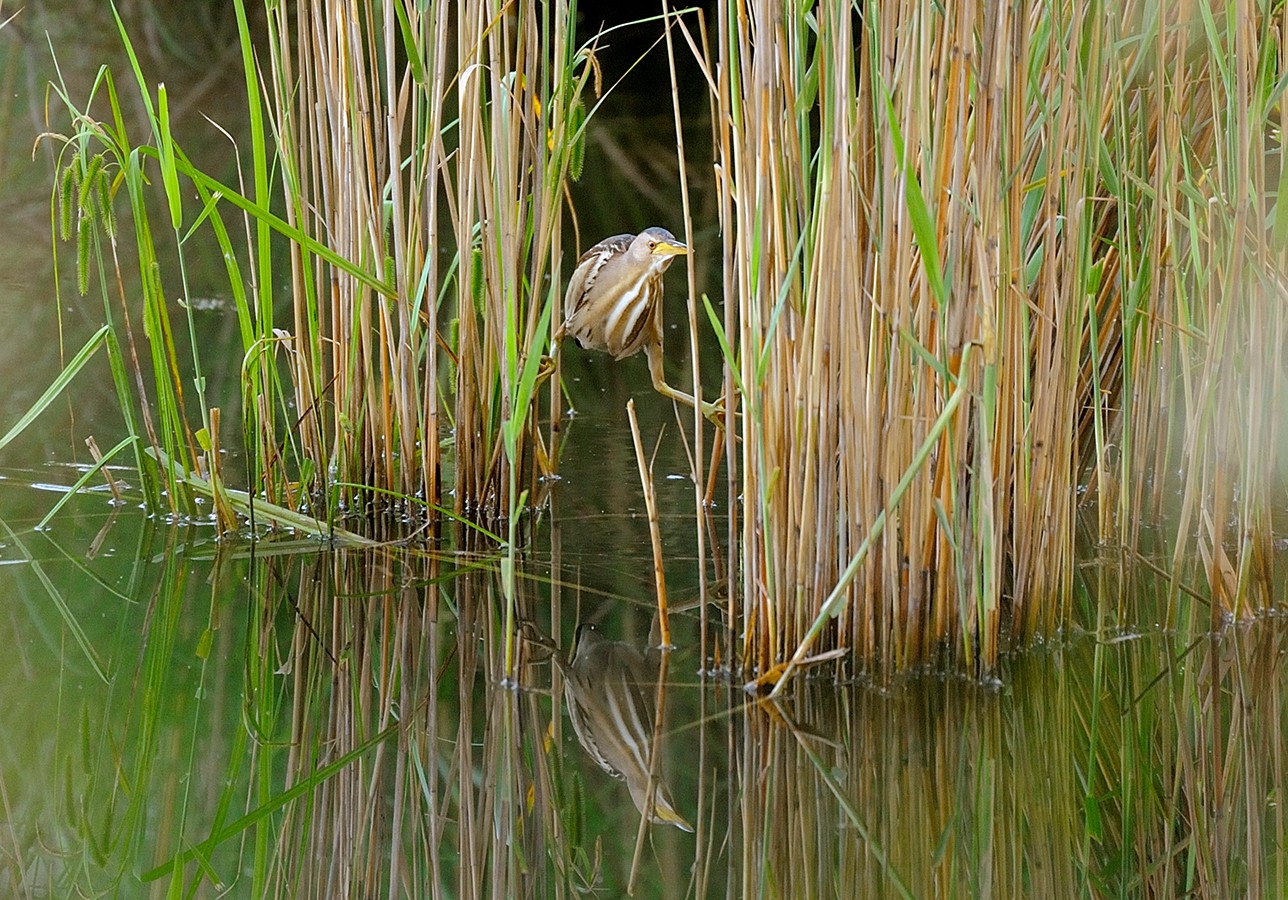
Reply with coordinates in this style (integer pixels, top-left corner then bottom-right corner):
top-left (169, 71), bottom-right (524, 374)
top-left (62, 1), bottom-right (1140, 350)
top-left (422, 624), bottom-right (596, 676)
top-left (651, 240), bottom-right (688, 257)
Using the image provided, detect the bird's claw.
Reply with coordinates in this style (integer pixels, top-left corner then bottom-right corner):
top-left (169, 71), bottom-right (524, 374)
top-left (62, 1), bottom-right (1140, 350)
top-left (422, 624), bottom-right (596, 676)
top-left (534, 354), bottom-right (556, 382)
top-left (700, 395), bottom-right (727, 429)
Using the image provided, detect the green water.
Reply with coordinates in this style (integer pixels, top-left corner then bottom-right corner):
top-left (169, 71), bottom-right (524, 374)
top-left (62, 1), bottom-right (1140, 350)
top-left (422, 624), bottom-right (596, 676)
top-left (1, 5), bottom-right (1287, 898)
top-left (3, 485), bottom-right (1286, 897)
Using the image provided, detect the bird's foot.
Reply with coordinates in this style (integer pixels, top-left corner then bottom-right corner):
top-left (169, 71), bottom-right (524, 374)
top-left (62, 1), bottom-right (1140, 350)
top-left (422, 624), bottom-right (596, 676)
top-left (534, 354), bottom-right (557, 383)
top-left (699, 396), bottom-right (726, 429)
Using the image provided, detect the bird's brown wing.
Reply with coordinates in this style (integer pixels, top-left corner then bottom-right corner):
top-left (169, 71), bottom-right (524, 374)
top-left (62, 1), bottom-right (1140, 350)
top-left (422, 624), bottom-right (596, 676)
top-left (563, 233), bottom-right (634, 321)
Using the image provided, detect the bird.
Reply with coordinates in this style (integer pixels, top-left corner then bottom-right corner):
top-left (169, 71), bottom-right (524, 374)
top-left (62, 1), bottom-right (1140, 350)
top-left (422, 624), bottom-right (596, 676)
top-left (557, 227), bottom-right (721, 422)
top-left (561, 623), bottom-right (693, 831)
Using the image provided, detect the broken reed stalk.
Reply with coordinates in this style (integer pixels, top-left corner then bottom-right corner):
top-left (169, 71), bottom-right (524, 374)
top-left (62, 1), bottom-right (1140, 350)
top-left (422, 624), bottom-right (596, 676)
top-left (84, 436), bottom-right (123, 505)
top-left (627, 399), bottom-right (672, 648)
top-left (710, 0), bottom-right (1287, 680)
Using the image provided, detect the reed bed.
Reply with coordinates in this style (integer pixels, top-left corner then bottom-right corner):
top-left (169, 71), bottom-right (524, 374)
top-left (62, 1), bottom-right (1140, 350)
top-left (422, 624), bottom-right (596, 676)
top-left (706, 0), bottom-right (1288, 679)
top-left (38, 1), bottom-right (592, 534)
top-left (27, 0), bottom-right (1287, 681)
top-left (257, 0), bottom-right (595, 525)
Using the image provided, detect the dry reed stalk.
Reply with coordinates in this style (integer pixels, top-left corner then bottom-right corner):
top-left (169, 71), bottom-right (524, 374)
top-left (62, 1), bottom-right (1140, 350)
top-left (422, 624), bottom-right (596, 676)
top-left (263, 2), bottom-right (438, 513)
top-left (711, 0), bottom-right (1284, 679)
top-left (452, 1), bottom-right (592, 524)
top-left (659, 1), bottom-right (712, 641)
top-left (258, 2), bottom-right (593, 524)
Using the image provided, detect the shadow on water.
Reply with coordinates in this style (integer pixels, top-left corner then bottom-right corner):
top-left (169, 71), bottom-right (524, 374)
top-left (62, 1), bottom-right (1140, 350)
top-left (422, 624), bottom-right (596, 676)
top-left (1, 483), bottom-right (1286, 897)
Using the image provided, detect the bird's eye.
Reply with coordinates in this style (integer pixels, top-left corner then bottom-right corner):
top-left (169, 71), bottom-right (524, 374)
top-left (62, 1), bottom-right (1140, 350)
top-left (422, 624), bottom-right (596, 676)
top-left (648, 240), bottom-right (657, 250)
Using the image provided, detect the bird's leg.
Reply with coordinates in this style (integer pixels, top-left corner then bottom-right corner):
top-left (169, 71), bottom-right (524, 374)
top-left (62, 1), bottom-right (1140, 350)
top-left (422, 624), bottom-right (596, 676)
top-left (645, 341), bottom-right (724, 426)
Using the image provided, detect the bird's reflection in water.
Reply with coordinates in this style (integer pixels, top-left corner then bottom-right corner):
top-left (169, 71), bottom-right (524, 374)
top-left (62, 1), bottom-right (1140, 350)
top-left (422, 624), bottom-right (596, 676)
top-left (560, 623), bottom-right (692, 832)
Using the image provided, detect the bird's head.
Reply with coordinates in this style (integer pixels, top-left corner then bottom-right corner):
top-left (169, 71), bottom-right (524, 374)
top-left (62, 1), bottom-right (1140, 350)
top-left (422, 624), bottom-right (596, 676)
top-left (630, 227), bottom-right (687, 267)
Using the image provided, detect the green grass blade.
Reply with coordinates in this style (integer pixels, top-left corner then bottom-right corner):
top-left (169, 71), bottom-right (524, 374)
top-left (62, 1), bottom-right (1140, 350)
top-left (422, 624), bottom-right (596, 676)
top-left (0, 325), bottom-right (110, 453)
top-left (36, 436), bottom-right (137, 530)
top-left (156, 83), bottom-right (183, 231)
top-left (878, 81), bottom-right (946, 308)
top-left (702, 294), bottom-right (749, 400)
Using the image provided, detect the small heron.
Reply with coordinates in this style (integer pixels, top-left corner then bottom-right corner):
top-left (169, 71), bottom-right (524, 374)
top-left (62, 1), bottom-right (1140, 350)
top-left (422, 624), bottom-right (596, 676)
top-left (557, 227), bottom-right (720, 422)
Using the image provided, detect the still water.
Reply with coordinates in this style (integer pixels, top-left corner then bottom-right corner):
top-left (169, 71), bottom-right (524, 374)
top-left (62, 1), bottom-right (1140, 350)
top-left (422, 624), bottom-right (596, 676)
top-left (1, 5), bottom-right (1286, 898)
top-left (2, 480), bottom-right (1287, 897)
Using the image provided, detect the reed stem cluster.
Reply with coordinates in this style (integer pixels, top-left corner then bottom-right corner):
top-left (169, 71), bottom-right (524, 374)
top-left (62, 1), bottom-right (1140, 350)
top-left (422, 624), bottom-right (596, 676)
top-left (711, 0), bottom-right (1286, 677)
top-left (32, 1), bottom-right (1287, 675)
